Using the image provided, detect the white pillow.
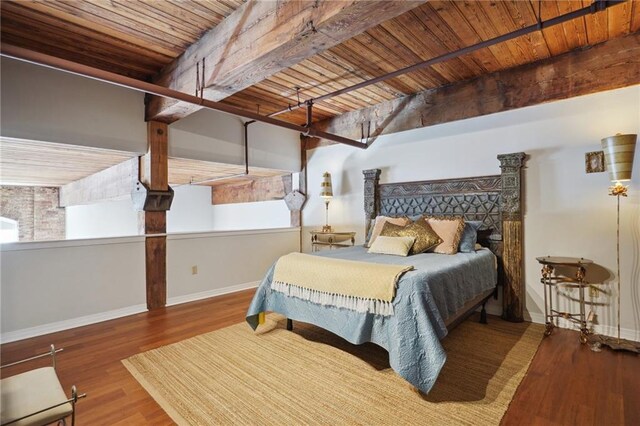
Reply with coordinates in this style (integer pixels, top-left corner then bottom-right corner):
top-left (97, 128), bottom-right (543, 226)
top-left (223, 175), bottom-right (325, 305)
top-left (368, 236), bottom-right (415, 257)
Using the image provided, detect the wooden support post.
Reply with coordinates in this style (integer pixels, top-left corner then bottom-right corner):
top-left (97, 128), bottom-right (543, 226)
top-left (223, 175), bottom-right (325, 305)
top-left (498, 153), bottom-right (526, 322)
top-left (140, 121), bottom-right (168, 310)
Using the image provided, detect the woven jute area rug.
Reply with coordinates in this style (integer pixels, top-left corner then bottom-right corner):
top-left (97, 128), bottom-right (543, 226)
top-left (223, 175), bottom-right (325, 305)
top-left (123, 314), bottom-right (543, 425)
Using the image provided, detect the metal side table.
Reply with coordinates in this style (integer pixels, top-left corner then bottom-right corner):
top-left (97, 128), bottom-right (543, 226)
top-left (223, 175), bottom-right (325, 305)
top-left (536, 256), bottom-right (594, 344)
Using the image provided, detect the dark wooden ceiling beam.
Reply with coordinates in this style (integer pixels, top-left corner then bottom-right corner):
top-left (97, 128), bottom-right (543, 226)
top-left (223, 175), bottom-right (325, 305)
top-left (210, 175), bottom-right (292, 205)
top-left (309, 31), bottom-right (640, 149)
top-left (146, 0), bottom-right (426, 123)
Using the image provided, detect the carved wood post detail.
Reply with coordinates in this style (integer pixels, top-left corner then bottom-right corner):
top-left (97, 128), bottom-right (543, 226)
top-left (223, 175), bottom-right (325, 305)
top-left (498, 152), bottom-right (526, 322)
top-left (363, 169), bottom-right (381, 242)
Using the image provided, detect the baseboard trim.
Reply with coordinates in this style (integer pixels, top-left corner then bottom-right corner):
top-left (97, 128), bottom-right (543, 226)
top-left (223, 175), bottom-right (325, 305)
top-left (486, 306), bottom-right (638, 341)
top-left (0, 304), bottom-right (148, 344)
top-left (166, 281), bottom-right (260, 307)
top-left (1, 281), bottom-right (260, 344)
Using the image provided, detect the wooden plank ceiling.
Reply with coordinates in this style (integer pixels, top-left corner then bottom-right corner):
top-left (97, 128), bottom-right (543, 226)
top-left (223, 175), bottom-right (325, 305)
top-left (0, 138), bottom-right (134, 186)
top-left (231, 0), bottom-right (639, 124)
top-left (1, 0), bottom-right (638, 126)
top-left (0, 0), bottom-right (245, 79)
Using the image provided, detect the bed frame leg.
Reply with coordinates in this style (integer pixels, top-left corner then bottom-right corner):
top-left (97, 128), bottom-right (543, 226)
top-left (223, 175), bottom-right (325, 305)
top-left (480, 302), bottom-right (488, 324)
top-left (286, 318), bottom-right (293, 331)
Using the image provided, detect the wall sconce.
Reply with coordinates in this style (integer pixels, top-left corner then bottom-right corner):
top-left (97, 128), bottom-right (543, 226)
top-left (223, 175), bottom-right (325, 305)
top-left (320, 172), bottom-right (333, 233)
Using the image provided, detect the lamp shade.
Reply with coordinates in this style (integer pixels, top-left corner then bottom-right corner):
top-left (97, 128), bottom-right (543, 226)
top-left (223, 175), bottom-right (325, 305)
top-left (320, 172), bottom-right (333, 199)
top-left (601, 134), bottom-right (637, 182)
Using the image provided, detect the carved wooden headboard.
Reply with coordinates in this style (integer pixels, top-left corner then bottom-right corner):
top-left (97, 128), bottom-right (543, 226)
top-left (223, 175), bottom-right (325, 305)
top-left (363, 152), bottom-right (526, 322)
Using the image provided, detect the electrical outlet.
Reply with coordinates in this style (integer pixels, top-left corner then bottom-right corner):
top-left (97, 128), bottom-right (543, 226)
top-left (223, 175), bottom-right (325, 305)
top-left (191, 265), bottom-right (198, 275)
top-left (589, 285), bottom-right (598, 298)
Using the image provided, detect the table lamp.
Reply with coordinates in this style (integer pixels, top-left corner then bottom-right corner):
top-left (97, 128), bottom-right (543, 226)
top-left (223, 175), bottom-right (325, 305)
top-left (597, 133), bottom-right (639, 353)
top-left (320, 172), bottom-right (333, 232)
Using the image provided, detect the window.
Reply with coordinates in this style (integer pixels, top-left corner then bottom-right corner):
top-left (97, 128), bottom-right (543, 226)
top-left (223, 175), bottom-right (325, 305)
top-left (0, 217), bottom-right (19, 243)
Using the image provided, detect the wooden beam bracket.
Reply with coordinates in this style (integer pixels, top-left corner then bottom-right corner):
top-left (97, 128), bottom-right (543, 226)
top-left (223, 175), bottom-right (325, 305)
top-left (132, 181), bottom-right (174, 212)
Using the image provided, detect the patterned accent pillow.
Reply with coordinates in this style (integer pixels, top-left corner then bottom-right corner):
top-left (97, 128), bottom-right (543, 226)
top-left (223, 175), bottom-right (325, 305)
top-left (380, 219), bottom-right (442, 255)
top-left (366, 215), bottom-right (410, 247)
top-left (423, 216), bottom-right (466, 255)
top-left (367, 236), bottom-right (416, 257)
top-left (458, 221), bottom-right (483, 253)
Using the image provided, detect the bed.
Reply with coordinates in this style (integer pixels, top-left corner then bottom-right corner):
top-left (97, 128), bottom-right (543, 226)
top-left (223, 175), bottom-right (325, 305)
top-left (246, 152), bottom-right (526, 393)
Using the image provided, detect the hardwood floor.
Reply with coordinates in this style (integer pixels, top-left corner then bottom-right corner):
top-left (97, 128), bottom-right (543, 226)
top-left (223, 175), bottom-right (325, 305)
top-left (1, 289), bottom-right (638, 425)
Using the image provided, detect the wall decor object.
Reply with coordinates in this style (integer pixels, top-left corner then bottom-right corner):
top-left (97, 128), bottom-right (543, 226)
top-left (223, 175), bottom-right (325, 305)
top-left (585, 151), bottom-right (605, 173)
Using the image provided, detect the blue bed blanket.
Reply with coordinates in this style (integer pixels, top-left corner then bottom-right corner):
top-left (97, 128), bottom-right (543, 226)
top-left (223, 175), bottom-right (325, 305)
top-left (246, 246), bottom-right (497, 393)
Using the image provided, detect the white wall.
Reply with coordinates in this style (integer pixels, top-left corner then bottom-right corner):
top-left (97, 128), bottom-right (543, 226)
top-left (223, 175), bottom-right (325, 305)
top-left (167, 228), bottom-right (299, 302)
top-left (65, 184), bottom-right (292, 238)
top-left (0, 228), bottom-right (299, 342)
top-left (170, 110), bottom-right (301, 172)
top-left (0, 57), bottom-right (147, 153)
top-left (66, 199), bottom-right (140, 239)
top-left (1, 57), bottom-right (301, 171)
top-left (0, 237), bottom-right (147, 341)
top-left (167, 185), bottom-right (216, 233)
top-left (211, 200), bottom-right (291, 230)
top-left (303, 86), bottom-right (640, 340)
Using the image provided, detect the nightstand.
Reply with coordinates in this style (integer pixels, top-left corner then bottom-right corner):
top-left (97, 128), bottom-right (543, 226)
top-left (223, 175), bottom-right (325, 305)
top-left (310, 231), bottom-right (356, 252)
top-left (536, 256), bottom-right (597, 344)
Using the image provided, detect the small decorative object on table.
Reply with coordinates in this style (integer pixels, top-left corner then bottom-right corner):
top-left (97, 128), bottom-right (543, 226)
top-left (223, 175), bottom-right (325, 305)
top-left (310, 231), bottom-right (356, 252)
top-left (536, 256), bottom-right (596, 344)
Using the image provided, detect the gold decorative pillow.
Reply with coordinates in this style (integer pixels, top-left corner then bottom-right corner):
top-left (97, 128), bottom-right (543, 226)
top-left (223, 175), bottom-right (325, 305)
top-left (367, 215), bottom-right (410, 247)
top-left (367, 236), bottom-right (416, 257)
top-left (380, 219), bottom-right (442, 255)
top-left (423, 216), bottom-right (465, 255)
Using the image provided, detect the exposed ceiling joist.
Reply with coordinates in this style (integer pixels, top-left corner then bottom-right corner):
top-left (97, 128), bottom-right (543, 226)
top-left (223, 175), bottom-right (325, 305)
top-left (145, 0), bottom-right (426, 123)
top-left (59, 157), bottom-right (138, 207)
top-left (168, 158), bottom-right (288, 187)
top-left (53, 153), bottom-right (291, 207)
top-left (309, 31), bottom-right (640, 149)
top-left (211, 174), bottom-right (293, 205)
top-left (0, 137), bottom-right (135, 187)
